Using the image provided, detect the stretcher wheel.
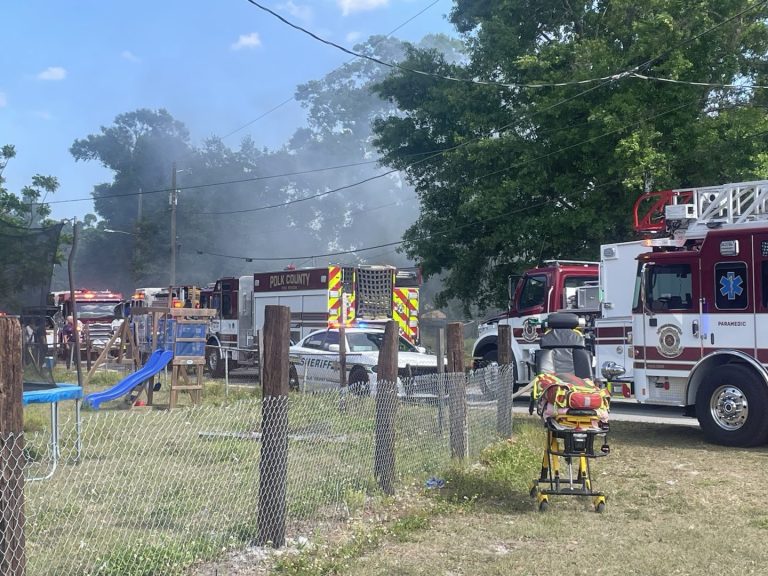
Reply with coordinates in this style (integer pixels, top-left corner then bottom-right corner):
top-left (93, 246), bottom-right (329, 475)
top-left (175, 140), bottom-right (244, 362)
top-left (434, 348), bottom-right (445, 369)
top-left (538, 499), bottom-right (549, 512)
top-left (594, 497), bottom-right (606, 513)
top-left (529, 485), bottom-right (538, 498)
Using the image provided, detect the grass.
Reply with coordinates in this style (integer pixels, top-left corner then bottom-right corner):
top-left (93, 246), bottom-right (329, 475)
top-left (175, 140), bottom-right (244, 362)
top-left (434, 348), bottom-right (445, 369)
top-left (336, 415), bottom-right (768, 576)
top-left (21, 372), bottom-right (499, 576)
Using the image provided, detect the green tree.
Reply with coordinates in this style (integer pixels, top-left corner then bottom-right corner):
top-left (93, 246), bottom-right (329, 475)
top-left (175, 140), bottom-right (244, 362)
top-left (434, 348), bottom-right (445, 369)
top-left (373, 0), bottom-right (768, 311)
top-left (0, 145), bottom-right (63, 313)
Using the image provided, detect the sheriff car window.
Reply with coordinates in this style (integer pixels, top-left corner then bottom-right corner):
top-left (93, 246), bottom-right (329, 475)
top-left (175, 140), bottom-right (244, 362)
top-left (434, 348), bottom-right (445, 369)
top-left (323, 330), bottom-right (340, 350)
top-left (518, 275), bottom-right (547, 309)
top-left (303, 331), bottom-right (327, 350)
top-left (347, 332), bottom-right (418, 353)
top-left (715, 262), bottom-right (748, 310)
top-left (648, 264), bottom-right (693, 311)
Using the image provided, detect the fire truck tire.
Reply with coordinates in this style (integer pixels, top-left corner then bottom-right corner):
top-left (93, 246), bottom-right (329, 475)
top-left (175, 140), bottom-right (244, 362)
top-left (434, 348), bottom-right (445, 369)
top-left (695, 364), bottom-right (768, 447)
top-left (349, 366), bottom-right (370, 396)
top-left (289, 365), bottom-right (299, 392)
top-left (205, 345), bottom-right (225, 379)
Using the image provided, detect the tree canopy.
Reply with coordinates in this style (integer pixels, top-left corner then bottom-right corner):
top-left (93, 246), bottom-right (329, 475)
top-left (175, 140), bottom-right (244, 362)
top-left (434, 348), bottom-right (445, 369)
top-left (372, 0), bottom-right (768, 311)
top-left (0, 145), bottom-right (63, 314)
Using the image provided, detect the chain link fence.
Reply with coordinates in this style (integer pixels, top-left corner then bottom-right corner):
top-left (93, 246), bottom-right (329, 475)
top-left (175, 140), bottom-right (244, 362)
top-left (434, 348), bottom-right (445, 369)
top-left (7, 364), bottom-right (513, 575)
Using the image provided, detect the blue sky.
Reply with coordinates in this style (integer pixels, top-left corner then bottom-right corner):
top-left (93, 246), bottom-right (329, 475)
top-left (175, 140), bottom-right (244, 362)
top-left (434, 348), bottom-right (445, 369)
top-left (1, 0), bottom-right (456, 221)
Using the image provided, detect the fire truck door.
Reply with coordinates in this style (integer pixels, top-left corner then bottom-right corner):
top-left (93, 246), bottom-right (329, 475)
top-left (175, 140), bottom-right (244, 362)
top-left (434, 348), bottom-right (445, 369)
top-left (637, 258), bottom-right (702, 402)
top-left (699, 237), bottom-right (755, 356)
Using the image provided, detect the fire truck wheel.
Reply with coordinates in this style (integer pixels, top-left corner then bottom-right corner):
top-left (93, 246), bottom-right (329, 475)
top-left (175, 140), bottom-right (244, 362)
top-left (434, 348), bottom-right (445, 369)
top-left (289, 365), bottom-right (300, 392)
top-left (205, 345), bottom-right (225, 378)
top-left (349, 367), bottom-right (370, 396)
top-left (695, 364), bottom-right (768, 447)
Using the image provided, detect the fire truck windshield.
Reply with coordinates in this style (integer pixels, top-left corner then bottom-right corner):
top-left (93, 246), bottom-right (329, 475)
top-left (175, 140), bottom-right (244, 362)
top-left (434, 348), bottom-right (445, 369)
top-left (76, 302), bottom-right (117, 319)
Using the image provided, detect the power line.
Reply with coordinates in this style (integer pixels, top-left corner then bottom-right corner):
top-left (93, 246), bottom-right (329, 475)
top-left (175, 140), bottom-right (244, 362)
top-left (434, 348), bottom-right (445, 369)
top-left (244, 0), bottom-right (768, 92)
top-left (189, 169), bottom-right (400, 215)
top-left (46, 158), bottom-right (385, 205)
top-left (631, 73), bottom-right (768, 90)
top-left (222, 0), bottom-right (444, 140)
top-left (244, 0), bottom-right (632, 90)
top-left (191, 176), bottom-right (619, 263)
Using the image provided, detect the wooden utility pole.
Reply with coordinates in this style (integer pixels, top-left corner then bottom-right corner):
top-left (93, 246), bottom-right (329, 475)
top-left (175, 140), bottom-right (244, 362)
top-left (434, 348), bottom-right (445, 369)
top-left (67, 219), bottom-right (83, 387)
top-left (170, 161), bottom-right (178, 290)
top-left (497, 325), bottom-right (513, 438)
top-left (446, 322), bottom-right (467, 460)
top-left (374, 320), bottom-right (398, 495)
top-left (0, 317), bottom-right (26, 576)
top-left (257, 305), bottom-right (290, 547)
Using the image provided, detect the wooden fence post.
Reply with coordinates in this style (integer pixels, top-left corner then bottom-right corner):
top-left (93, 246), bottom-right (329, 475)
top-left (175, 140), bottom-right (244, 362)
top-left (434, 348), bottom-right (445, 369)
top-left (0, 317), bottom-right (26, 576)
top-left (374, 320), bottom-right (398, 495)
top-left (435, 326), bottom-right (445, 435)
top-left (497, 324), bottom-right (513, 438)
top-left (446, 322), bottom-right (467, 460)
top-left (257, 305), bottom-right (290, 547)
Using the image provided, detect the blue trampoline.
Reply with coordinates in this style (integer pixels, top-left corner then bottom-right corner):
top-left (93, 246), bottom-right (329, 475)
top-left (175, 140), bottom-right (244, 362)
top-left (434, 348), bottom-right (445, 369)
top-left (23, 382), bottom-right (82, 481)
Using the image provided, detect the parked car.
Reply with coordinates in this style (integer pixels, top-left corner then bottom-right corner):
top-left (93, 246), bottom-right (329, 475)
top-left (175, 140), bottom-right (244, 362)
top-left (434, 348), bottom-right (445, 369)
top-left (289, 327), bottom-right (440, 395)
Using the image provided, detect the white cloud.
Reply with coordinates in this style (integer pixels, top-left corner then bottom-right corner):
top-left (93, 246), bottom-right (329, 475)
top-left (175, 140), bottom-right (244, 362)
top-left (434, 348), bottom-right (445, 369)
top-left (338, 0), bottom-right (389, 16)
top-left (278, 1), bottom-right (312, 23)
top-left (231, 32), bottom-right (262, 50)
top-left (345, 31), bottom-right (361, 43)
top-left (0, 92), bottom-right (6, 108)
top-left (37, 66), bottom-right (67, 81)
top-left (121, 50), bottom-right (140, 63)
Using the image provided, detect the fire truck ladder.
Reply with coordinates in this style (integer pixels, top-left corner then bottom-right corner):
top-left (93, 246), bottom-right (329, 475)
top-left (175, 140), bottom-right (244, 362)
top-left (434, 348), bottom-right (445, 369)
top-left (633, 180), bottom-right (768, 241)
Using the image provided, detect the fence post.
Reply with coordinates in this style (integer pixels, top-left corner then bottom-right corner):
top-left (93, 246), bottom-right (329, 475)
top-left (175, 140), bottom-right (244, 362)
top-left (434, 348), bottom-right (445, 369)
top-left (338, 293), bottom-right (348, 411)
top-left (374, 320), bottom-right (398, 495)
top-left (435, 326), bottom-right (445, 435)
top-left (446, 322), bottom-right (467, 460)
top-left (497, 324), bottom-right (513, 438)
top-left (0, 317), bottom-right (26, 576)
top-left (257, 305), bottom-right (290, 547)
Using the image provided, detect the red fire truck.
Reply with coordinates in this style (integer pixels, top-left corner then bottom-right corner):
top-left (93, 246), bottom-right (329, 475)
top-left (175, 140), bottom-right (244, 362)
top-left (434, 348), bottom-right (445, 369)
top-left (52, 289), bottom-right (123, 352)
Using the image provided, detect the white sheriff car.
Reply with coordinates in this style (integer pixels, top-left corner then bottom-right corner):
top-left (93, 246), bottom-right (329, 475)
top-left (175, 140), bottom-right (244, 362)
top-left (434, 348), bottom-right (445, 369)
top-left (289, 327), bottom-right (440, 395)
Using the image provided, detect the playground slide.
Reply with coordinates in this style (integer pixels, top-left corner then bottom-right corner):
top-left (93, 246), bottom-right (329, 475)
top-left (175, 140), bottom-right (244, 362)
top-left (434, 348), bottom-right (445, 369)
top-left (85, 349), bottom-right (174, 409)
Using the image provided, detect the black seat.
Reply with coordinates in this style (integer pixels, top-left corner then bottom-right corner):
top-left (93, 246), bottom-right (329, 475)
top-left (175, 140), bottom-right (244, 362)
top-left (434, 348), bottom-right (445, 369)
top-left (535, 313), bottom-right (592, 380)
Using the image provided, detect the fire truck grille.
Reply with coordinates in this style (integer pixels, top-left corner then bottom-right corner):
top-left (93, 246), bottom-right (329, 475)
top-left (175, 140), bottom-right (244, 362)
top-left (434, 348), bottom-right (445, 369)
top-left (85, 323), bottom-right (114, 344)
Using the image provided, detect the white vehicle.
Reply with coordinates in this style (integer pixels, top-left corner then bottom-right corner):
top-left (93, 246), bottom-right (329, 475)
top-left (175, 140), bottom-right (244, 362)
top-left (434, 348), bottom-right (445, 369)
top-left (289, 327), bottom-right (439, 395)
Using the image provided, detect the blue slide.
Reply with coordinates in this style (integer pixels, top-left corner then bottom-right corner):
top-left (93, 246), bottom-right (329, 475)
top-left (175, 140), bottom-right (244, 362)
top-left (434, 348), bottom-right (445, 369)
top-left (85, 349), bottom-right (174, 409)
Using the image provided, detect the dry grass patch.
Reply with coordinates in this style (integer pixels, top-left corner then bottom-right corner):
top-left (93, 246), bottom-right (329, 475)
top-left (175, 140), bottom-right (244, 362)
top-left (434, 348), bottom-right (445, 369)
top-left (344, 415), bottom-right (768, 576)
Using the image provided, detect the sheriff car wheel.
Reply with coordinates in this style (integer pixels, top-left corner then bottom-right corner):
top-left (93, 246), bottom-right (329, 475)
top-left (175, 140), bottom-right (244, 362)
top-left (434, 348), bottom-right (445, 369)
top-left (349, 366), bottom-right (370, 396)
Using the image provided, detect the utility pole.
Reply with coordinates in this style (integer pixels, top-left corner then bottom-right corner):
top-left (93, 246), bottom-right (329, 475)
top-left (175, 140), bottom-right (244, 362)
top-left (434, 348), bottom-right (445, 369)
top-left (170, 162), bottom-right (178, 290)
